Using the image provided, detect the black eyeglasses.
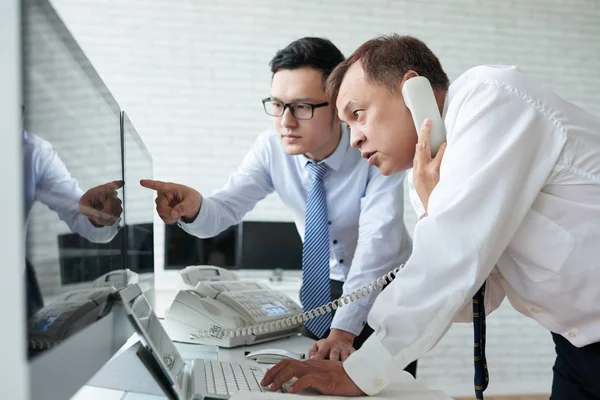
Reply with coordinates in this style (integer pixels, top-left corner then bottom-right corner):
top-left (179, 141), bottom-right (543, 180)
top-left (262, 98), bottom-right (329, 120)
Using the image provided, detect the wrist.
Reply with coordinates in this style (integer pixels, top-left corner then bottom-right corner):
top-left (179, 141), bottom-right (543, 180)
top-left (87, 217), bottom-right (102, 228)
top-left (329, 329), bottom-right (356, 343)
top-left (181, 194), bottom-right (203, 223)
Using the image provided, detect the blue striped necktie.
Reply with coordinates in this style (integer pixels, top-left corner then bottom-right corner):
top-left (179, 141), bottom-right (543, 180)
top-left (301, 161), bottom-right (333, 338)
top-left (473, 283), bottom-right (489, 399)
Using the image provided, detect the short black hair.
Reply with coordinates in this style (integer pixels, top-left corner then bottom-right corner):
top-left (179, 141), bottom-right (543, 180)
top-left (269, 37), bottom-right (345, 86)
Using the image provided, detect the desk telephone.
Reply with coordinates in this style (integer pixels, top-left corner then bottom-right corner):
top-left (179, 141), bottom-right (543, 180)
top-left (27, 286), bottom-right (116, 357)
top-left (163, 264), bottom-right (405, 348)
top-left (164, 265), bottom-right (304, 347)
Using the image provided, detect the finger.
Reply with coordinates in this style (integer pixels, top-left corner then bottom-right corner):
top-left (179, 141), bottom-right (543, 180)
top-left (416, 118), bottom-right (432, 161)
top-left (308, 342), bottom-right (320, 359)
top-left (330, 348), bottom-right (341, 362)
top-left (140, 179), bottom-right (168, 191)
top-left (96, 210), bottom-right (118, 226)
top-left (164, 190), bottom-right (176, 204)
top-left (314, 342), bottom-right (332, 360)
top-left (171, 198), bottom-right (195, 219)
top-left (270, 363), bottom-right (301, 391)
top-left (156, 196), bottom-right (177, 223)
top-left (432, 141), bottom-right (447, 167)
top-left (288, 375), bottom-right (327, 395)
top-left (340, 347), bottom-right (355, 361)
top-left (79, 204), bottom-right (100, 219)
top-left (109, 180), bottom-right (124, 190)
top-left (261, 360), bottom-right (292, 386)
top-left (413, 141), bottom-right (428, 167)
top-left (107, 199), bottom-right (123, 217)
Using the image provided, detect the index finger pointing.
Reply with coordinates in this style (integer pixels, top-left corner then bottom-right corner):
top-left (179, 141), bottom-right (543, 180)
top-left (140, 179), bottom-right (167, 191)
top-left (109, 180), bottom-right (124, 190)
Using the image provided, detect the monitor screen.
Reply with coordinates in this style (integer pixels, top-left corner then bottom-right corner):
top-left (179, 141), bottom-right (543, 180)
top-left (23, 0), bottom-right (125, 302)
top-left (55, 113), bottom-right (154, 286)
top-left (240, 221), bottom-right (302, 270)
top-left (164, 221), bottom-right (302, 270)
top-left (164, 224), bottom-right (240, 269)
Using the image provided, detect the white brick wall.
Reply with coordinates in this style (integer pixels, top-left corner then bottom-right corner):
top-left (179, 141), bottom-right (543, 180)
top-left (47, 0), bottom-right (600, 396)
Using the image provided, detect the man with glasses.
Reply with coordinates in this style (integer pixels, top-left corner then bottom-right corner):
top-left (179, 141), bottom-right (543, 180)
top-left (141, 37), bottom-right (415, 373)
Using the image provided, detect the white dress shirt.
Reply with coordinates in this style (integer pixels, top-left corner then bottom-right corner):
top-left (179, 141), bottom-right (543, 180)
top-left (23, 130), bottom-right (119, 243)
top-left (180, 127), bottom-right (413, 335)
top-left (344, 65), bottom-right (600, 395)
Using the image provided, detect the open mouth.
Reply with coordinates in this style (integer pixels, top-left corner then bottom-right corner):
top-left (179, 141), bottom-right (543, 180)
top-left (362, 151), bottom-right (376, 160)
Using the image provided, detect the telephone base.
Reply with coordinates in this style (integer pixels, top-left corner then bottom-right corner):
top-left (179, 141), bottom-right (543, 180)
top-left (163, 317), bottom-right (303, 348)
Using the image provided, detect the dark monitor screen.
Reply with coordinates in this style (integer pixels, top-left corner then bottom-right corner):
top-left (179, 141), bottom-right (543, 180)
top-left (58, 222), bottom-right (153, 285)
top-left (240, 221), bottom-right (302, 270)
top-left (164, 224), bottom-right (239, 269)
top-left (164, 221), bottom-right (302, 270)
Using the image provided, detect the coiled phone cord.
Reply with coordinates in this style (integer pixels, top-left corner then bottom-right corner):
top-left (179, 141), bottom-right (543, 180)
top-left (193, 263), bottom-right (405, 340)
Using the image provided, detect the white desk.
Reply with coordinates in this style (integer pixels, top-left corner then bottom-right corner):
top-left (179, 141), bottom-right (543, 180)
top-left (73, 275), bottom-right (452, 399)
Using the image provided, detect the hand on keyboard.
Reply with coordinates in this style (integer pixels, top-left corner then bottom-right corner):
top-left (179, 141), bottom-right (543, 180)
top-left (261, 359), bottom-right (365, 396)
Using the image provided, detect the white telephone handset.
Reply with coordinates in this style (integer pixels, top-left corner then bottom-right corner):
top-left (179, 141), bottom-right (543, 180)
top-left (402, 76), bottom-right (446, 156)
top-left (180, 264), bottom-right (239, 286)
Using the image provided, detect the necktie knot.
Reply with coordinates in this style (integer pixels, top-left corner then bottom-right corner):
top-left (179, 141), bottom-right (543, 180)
top-left (307, 162), bottom-right (328, 181)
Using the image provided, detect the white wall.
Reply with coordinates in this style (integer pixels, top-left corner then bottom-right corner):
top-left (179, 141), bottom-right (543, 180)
top-left (0, 0), bottom-right (29, 397)
top-left (47, 0), bottom-right (600, 396)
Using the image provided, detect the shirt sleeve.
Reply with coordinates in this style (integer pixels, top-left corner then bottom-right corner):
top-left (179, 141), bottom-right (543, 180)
top-left (35, 147), bottom-right (119, 244)
top-left (453, 270), bottom-right (506, 323)
top-left (343, 80), bottom-right (567, 395)
top-left (331, 167), bottom-right (412, 335)
top-left (406, 169), bottom-right (427, 219)
top-left (179, 133), bottom-right (275, 238)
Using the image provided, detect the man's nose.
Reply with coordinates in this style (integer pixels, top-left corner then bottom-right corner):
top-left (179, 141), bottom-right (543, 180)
top-left (281, 107), bottom-right (297, 128)
top-left (350, 129), bottom-right (365, 149)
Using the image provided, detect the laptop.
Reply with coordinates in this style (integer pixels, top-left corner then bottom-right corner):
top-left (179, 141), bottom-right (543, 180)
top-left (117, 284), bottom-right (284, 400)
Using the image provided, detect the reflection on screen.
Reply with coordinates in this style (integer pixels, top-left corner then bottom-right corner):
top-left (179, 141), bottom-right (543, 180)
top-left (23, 0), bottom-right (124, 301)
top-left (129, 294), bottom-right (186, 389)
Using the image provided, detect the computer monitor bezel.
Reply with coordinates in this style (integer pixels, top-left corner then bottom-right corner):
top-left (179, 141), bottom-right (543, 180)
top-left (117, 283), bottom-right (187, 399)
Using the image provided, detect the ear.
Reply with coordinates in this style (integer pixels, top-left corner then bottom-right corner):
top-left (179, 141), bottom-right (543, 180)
top-left (396, 70), bottom-right (420, 104)
top-left (397, 70), bottom-right (418, 89)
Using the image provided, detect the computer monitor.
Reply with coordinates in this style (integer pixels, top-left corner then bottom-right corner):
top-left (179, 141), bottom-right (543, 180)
top-left (239, 221), bottom-right (302, 270)
top-left (164, 221), bottom-right (302, 270)
top-left (22, 0), bottom-right (137, 398)
top-left (23, 0), bottom-right (124, 297)
top-left (164, 224), bottom-right (240, 269)
top-left (57, 222), bottom-right (153, 285)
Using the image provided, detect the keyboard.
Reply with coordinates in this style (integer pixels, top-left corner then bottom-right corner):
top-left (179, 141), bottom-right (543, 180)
top-left (202, 359), bottom-right (278, 398)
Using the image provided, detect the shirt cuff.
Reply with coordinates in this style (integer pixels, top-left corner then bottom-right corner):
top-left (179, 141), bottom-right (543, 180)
top-left (81, 215), bottom-right (120, 243)
top-left (330, 301), bottom-right (369, 336)
top-left (177, 197), bottom-right (210, 235)
top-left (343, 333), bottom-right (399, 396)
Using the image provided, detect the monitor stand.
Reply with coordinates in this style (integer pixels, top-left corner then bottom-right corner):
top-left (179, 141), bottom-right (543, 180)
top-left (86, 340), bottom-right (166, 396)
